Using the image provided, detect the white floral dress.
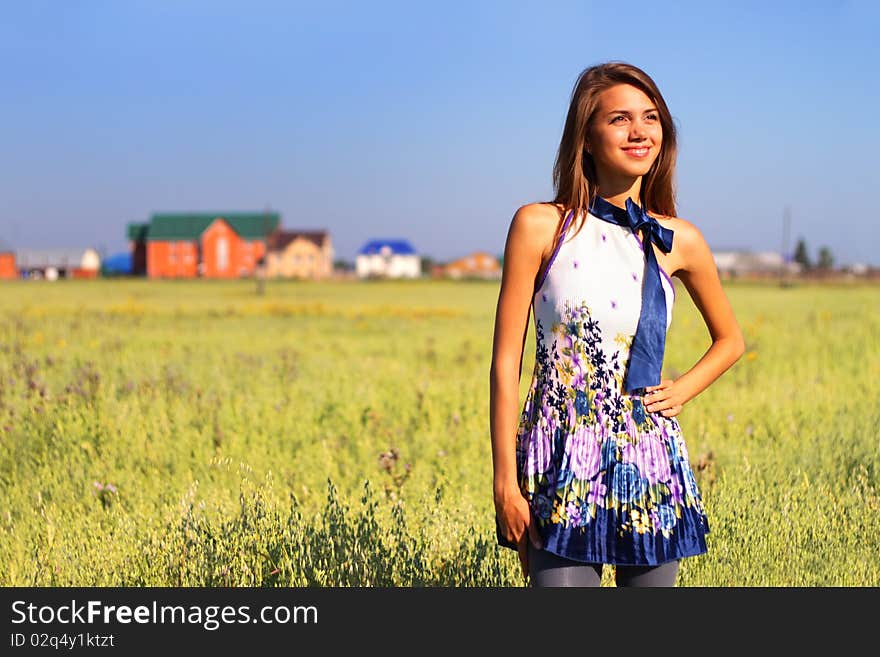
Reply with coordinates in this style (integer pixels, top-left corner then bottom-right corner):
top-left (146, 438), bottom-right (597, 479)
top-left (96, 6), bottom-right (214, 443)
top-left (499, 207), bottom-right (710, 566)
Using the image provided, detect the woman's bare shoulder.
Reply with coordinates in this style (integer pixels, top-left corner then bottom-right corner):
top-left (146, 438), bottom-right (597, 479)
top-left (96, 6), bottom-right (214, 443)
top-left (653, 213), bottom-right (701, 240)
top-left (513, 201), bottom-right (565, 224)
top-left (653, 214), bottom-right (713, 272)
top-left (509, 202), bottom-right (566, 255)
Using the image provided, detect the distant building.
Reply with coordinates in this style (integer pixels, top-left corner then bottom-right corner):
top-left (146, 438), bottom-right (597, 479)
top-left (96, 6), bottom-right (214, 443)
top-left (15, 248), bottom-right (101, 280)
top-left (433, 251), bottom-right (501, 280)
top-left (101, 252), bottom-right (134, 276)
top-left (127, 223), bottom-right (148, 275)
top-left (0, 239), bottom-right (15, 280)
top-left (713, 250), bottom-right (801, 279)
top-left (127, 212), bottom-right (280, 279)
top-left (265, 229), bottom-right (334, 279)
top-left (356, 239), bottom-right (420, 279)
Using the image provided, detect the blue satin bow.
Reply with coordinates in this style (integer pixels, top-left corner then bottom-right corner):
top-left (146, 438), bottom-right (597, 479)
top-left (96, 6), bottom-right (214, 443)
top-left (587, 194), bottom-right (675, 395)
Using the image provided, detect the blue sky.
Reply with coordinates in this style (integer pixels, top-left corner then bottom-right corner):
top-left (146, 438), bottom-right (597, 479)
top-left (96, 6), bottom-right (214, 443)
top-left (1, 0), bottom-right (877, 265)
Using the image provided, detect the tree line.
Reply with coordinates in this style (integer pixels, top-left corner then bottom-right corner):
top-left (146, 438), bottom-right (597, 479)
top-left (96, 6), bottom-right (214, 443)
top-left (793, 238), bottom-right (834, 270)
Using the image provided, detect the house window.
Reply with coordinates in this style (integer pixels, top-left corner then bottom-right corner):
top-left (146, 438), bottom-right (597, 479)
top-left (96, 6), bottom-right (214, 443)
top-left (217, 237), bottom-right (229, 271)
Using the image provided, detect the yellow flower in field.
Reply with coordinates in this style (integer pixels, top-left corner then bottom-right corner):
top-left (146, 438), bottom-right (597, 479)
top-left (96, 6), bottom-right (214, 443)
top-left (80, 442), bottom-right (93, 452)
top-left (57, 338), bottom-right (66, 349)
top-left (33, 331), bottom-right (44, 346)
top-left (746, 351), bottom-right (757, 361)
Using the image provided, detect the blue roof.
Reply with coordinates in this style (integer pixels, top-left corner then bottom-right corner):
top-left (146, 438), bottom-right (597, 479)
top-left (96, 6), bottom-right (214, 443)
top-left (101, 252), bottom-right (133, 274)
top-left (357, 239), bottom-right (417, 255)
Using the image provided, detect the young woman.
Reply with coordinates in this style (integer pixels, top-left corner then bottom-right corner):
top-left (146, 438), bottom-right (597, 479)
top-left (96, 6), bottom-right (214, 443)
top-left (489, 61), bottom-right (745, 587)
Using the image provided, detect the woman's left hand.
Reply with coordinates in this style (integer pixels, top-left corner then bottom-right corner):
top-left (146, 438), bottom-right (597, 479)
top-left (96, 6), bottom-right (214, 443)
top-left (644, 379), bottom-right (685, 417)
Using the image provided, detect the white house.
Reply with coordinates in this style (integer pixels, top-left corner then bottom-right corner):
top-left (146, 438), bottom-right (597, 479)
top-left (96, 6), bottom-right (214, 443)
top-left (713, 250), bottom-right (802, 277)
top-left (355, 239), bottom-right (421, 279)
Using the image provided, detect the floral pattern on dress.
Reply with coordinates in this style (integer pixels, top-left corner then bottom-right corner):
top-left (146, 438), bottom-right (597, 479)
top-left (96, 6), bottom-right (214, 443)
top-left (514, 298), bottom-right (710, 563)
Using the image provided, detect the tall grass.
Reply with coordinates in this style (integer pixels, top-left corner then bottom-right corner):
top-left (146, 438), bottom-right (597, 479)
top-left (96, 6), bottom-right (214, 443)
top-left (1, 278), bottom-right (877, 585)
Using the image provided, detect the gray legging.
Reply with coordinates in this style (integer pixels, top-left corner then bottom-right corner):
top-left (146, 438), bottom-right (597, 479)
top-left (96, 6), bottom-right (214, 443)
top-left (527, 541), bottom-right (679, 587)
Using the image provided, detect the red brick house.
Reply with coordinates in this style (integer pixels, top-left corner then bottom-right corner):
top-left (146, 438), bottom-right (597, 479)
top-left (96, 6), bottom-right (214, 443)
top-left (127, 212), bottom-right (280, 279)
top-left (432, 251), bottom-right (501, 280)
top-left (0, 239), bottom-right (15, 280)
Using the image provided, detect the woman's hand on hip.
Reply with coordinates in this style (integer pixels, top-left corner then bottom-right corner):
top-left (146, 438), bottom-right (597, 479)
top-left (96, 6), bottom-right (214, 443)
top-left (644, 378), bottom-right (685, 417)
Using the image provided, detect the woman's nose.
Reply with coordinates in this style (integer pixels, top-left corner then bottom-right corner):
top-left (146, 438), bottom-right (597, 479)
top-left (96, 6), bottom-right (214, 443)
top-left (630, 120), bottom-right (648, 139)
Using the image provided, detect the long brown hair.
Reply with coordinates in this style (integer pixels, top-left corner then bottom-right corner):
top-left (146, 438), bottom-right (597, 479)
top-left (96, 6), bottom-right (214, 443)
top-left (550, 61), bottom-right (678, 229)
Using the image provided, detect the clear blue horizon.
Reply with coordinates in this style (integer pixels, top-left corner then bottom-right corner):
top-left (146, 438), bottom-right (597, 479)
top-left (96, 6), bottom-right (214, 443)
top-left (1, 0), bottom-right (877, 266)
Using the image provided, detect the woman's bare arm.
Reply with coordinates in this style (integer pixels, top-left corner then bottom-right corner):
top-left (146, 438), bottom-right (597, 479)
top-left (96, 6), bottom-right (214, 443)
top-left (489, 203), bottom-right (563, 584)
top-left (645, 218), bottom-right (746, 415)
top-left (489, 204), bottom-right (556, 502)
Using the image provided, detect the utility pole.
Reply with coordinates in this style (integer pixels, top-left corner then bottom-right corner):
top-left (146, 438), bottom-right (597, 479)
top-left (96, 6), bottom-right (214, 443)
top-left (780, 205), bottom-right (792, 288)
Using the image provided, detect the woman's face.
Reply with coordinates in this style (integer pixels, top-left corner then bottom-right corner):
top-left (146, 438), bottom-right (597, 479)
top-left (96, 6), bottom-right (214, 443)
top-left (587, 83), bottom-right (663, 186)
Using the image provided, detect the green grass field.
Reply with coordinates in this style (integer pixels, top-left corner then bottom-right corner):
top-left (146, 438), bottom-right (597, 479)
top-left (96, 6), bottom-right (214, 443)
top-left (1, 277), bottom-right (877, 586)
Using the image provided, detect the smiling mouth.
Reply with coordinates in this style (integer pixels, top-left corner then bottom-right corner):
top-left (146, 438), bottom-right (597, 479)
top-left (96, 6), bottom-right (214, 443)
top-left (622, 147), bottom-right (650, 158)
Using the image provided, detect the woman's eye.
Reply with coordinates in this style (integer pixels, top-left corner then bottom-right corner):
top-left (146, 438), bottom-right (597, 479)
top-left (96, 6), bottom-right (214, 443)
top-left (612, 116), bottom-right (626, 123)
top-left (646, 113), bottom-right (659, 121)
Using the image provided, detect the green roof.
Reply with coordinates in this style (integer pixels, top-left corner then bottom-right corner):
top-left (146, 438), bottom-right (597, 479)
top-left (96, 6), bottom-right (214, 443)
top-left (146, 213), bottom-right (280, 241)
top-left (127, 222), bottom-right (150, 241)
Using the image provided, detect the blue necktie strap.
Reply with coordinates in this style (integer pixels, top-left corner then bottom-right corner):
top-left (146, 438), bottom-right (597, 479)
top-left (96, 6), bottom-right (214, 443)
top-left (587, 195), bottom-right (675, 394)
